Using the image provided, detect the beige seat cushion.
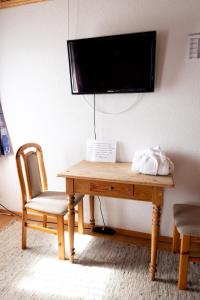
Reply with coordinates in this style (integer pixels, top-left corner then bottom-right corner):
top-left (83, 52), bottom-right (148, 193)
top-left (26, 191), bottom-right (83, 215)
top-left (173, 204), bottom-right (200, 237)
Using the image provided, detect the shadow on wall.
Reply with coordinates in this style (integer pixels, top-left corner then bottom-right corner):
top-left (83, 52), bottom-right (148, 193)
top-left (155, 30), bottom-right (169, 91)
top-left (168, 151), bottom-right (200, 201)
top-left (116, 141), bottom-right (133, 162)
top-left (154, 27), bottom-right (189, 91)
top-left (117, 147), bottom-right (200, 200)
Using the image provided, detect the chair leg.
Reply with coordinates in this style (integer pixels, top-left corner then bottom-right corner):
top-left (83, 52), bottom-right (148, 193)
top-left (172, 225), bottom-right (180, 253)
top-left (57, 215), bottom-right (65, 260)
top-left (22, 209), bottom-right (27, 249)
top-left (43, 214), bottom-right (47, 227)
top-left (78, 199), bottom-right (84, 234)
top-left (178, 235), bottom-right (190, 290)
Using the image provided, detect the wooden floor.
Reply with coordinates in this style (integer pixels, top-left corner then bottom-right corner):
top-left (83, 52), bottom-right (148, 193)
top-left (0, 214), bottom-right (16, 230)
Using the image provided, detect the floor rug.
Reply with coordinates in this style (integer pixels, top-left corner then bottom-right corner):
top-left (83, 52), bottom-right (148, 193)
top-left (0, 221), bottom-right (200, 300)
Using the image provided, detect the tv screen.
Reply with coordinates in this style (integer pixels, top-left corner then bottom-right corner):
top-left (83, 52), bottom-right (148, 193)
top-left (67, 31), bottom-right (156, 94)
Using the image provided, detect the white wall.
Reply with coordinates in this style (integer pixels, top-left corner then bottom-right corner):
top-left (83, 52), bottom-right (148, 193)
top-left (0, 0), bottom-right (200, 236)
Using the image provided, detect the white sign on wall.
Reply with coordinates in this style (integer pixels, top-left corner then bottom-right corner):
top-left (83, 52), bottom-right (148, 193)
top-left (86, 140), bottom-right (117, 162)
top-left (188, 33), bottom-right (200, 61)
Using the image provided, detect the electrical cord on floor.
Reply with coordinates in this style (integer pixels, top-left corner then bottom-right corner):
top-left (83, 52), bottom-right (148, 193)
top-left (0, 212), bottom-right (13, 216)
top-left (93, 196), bottom-right (115, 235)
top-left (0, 202), bottom-right (60, 225)
top-left (0, 202), bottom-right (21, 218)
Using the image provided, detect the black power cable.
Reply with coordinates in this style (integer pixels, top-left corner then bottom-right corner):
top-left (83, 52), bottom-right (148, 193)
top-left (93, 94), bottom-right (105, 225)
top-left (0, 202), bottom-right (21, 218)
top-left (92, 94), bottom-right (115, 235)
top-left (0, 202), bottom-right (62, 226)
top-left (94, 94), bottom-right (96, 140)
top-left (97, 196), bottom-right (106, 228)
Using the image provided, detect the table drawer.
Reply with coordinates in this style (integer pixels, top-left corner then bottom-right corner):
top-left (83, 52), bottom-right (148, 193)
top-left (74, 179), bottom-right (134, 198)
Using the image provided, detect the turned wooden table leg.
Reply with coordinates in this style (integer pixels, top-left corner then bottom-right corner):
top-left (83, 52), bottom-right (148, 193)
top-left (149, 187), bottom-right (163, 281)
top-left (78, 199), bottom-right (84, 234)
top-left (89, 195), bottom-right (95, 229)
top-left (67, 194), bottom-right (75, 262)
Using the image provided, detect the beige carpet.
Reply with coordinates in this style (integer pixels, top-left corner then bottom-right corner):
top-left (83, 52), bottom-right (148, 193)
top-left (0, 221), bottom-right (200, 300)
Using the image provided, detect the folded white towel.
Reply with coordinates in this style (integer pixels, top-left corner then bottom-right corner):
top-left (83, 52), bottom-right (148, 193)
top-left (132, 146), bottom-right (174, 176)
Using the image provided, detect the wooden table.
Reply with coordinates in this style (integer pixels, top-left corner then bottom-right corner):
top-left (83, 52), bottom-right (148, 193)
top-left (58, 160), bottom-right (174, 280)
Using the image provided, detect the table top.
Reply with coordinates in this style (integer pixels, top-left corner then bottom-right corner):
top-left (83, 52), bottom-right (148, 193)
top-left (58, 160), bottom-right (174, 188)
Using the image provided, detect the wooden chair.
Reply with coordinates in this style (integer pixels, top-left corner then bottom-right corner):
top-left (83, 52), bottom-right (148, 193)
top-left (16, 143), bottom-right (84, 260)
top-left (172, 204), bottom-right (200, 289)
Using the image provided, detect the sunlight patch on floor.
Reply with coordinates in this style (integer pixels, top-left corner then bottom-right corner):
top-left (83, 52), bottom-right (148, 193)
top-left (17, 233), bottom-right (112, 299)
top-left (51, 232), bottom-right (93, 254)
top-left (17, 258), bottom-right (112, 299)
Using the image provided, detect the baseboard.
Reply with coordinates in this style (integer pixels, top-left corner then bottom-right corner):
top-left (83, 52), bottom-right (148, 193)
top-left (0, 0), bottom-right (47, 10)
top-left (1, 208), bottom-right (200, 254)
top-left (0, 208), bottom-right (172, 246)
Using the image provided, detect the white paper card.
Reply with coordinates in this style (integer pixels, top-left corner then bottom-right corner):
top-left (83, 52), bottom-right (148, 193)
top-left (86, 140), bottom-right (117, 162)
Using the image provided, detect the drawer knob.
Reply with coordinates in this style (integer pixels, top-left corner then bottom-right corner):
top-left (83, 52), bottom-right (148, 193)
top-left (108, 185), bottom-right (114, 191)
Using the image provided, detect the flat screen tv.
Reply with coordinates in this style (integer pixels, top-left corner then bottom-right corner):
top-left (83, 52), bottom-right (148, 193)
top-left (67, 31), bottom-right (156, 94)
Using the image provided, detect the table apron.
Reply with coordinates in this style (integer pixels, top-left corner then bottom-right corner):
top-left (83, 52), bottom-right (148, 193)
top-left (67, 178), bottom-right (163, 202)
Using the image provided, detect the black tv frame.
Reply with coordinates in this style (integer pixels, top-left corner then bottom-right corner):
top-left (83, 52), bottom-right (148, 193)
top-left (67, 31), bottom-right (156, 95)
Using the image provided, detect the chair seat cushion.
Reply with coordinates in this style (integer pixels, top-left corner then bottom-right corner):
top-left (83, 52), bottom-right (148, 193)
top-left (173, 204), bottom-right (200, 237)
top-left (25, 191), bottom-right (83, 215)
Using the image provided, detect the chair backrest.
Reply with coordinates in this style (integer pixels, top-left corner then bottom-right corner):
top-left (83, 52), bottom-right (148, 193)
top-left (16, 143), bottom-right (48, 206)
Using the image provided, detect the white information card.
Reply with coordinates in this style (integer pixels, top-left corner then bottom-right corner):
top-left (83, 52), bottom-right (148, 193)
top-left (86, 140), bottom-right (117, 162)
